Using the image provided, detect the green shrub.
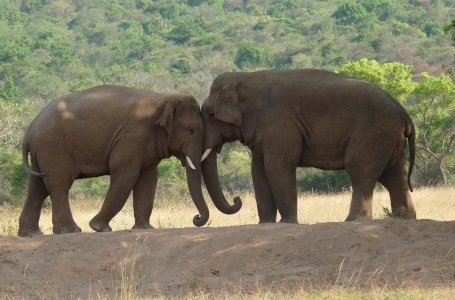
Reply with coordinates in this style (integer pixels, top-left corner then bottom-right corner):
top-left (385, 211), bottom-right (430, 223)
top-left (235, 41), bottom-right (272, 69)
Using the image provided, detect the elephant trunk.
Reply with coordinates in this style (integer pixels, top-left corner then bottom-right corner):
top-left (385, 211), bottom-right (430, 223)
top-left (186, 163), bottom-right (210, 226)
top-left (201, 150), bottom-right (242, 214)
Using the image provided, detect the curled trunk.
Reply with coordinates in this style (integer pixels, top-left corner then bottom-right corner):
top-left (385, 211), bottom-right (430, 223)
top-left (201, 150), bottom-right (242, 214)
top-left (186, 165), bottom-right (209, 226)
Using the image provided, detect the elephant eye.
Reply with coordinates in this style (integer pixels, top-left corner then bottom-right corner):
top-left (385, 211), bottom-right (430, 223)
top-left (189, 128), bottom-right (195, 135)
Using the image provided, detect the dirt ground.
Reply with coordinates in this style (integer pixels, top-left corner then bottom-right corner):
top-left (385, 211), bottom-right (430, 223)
top-left (1, 218), bottom-right (455, 299)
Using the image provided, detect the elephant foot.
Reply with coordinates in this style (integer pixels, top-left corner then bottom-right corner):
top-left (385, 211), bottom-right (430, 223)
top-left (53, 223), bottom-right (82, 234)
top-left (89, 218), bottom-right (112, 232)
top-left (18, 226), bottom-right (43, 237)
top-left (279, 217), bottom-right (299, 224)
top-left (258, 219), bottom-right (277, 224)
top-left (345, 214), bottom-right (371, 221)
top-left (132, 222), bottom-right (154, 230)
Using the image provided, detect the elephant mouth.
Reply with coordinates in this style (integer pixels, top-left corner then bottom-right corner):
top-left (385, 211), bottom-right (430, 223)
top-left (175, 154), bottom-right (197, 170)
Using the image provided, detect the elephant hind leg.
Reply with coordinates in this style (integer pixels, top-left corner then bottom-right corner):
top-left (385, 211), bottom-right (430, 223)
top-left (18, 175), bottom-right (49, 237)
top-left (345, 180), bottom-right (376, 221)
top-left (344, 135), bottom-right (398, 221)
top-left (378, 153), bottom-right (416, 219)
top-left (344, 160), bottom-right (384, 221)
top-left (46, 177), bottom-right (82, 234)
top-left (344, 162), bottom-right (385, 221)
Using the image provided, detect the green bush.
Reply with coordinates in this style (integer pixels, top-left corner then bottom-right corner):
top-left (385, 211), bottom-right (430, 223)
top-left (235, 41), bottom-right (272, 69)
top-left (421, 21), bottom-right (445, 37)
top-left (0, 146), bottom-right (28, 206)
top-left (332, 2), bottom-right (373, 26)
top-left (217, 143), bottom-right (253, 194)
top-left (297, 169), bottom-right (351, 193)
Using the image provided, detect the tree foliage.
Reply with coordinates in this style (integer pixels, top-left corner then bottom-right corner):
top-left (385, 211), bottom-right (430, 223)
top-left (338, 58), bottom-right (415, 104)
top-left (235, 41), bottom-right (272, 69)
top-left (410, 73), bottom-right (455, 185)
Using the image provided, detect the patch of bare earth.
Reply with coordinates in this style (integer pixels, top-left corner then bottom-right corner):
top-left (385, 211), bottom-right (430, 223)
top-left (1, 218), bottom-right (455, 298)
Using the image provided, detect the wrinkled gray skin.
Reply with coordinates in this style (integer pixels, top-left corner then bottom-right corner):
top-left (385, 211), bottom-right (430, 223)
top-left (19, 85), bottom-right (209, 237)
top-left (201, 69), bottom-right (416, 223)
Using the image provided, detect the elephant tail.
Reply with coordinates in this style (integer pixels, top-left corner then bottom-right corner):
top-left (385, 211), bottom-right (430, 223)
top-left (405, 116), bottom-right (415, 192)
top-left (22, 140), bottom-right (48, 177)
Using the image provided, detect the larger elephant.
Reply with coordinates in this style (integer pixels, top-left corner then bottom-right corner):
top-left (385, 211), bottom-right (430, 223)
top-left (19, 85), bottom-right (213, 237)
top-left (200, 69), bottom-right (416, 223)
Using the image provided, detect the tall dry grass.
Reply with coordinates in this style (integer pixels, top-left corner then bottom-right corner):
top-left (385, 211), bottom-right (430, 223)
top-left (1, 186), bottom-right (455, 235)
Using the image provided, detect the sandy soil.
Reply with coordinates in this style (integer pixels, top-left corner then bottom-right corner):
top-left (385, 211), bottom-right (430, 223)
top-left (1, 218), bottom-right (455, 299)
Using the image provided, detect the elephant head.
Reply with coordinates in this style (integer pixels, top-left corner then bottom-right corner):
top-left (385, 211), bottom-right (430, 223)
top-left (200, 77), bottom-right (244, 215)
top-left (156, 95), bottom-right (209, 226)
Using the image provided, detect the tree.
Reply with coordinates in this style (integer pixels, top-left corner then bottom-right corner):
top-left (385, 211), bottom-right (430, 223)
top-left (235, 41), bottom-right (272, 69)
top-left (166, 16), bottom-right (203, 44)
top-left (332, 2), bottom-right (373, 26)
top-left (187, 0), bottom-right (225, 11)
top-left (0, 101), bottom-right (28, 205)
top-left (339, 58), bottom-right (415, 103)
top-left (445, 19), bottom-right (455, 45)
top-left (0, 76), bottom-right (17, 101)
top-left (421, 21), bottom-right (445, 37)
top-left (444, 19), bottom-right (455, 75)
top-left (410, 73), bottom-right (455, 185)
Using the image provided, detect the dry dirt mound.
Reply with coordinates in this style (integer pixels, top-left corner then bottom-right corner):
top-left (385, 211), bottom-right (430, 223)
top-left (1, 218), bottom-right (455, 299)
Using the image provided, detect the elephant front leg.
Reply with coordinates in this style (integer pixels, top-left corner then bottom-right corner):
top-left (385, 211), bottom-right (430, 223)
top-left (260, 124), bottom-right (302, 224)
top-left (252, 155), bottom-right (277, 223)
top-left (263, 155), bottom-right (299, 224)
top-left (89, 164), bottom-right (140, 232)
top-left (132, 167), bottom-right (157, 230)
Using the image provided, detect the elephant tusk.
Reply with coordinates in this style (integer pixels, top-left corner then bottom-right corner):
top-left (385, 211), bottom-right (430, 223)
top-left (186, 156), bottom-right (196, 170)
top-left (201, 148), bottom-right (212, 162)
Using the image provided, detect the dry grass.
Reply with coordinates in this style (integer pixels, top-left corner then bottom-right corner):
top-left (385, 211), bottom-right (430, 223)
top-left (2, 186), bottom-right (455, 299)
top-left (2, 186), bottom-right (455, 235)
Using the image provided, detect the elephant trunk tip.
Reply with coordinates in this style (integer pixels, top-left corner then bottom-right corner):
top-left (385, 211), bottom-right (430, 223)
top-left (231, 196), bottom-right (242, 213)
top-left (193, 213), bottom-right (209, 227)
top-left (218, 196), bottom-right (242, 215)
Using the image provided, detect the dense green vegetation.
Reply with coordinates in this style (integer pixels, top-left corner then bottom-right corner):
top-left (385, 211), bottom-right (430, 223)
top-left (1, 0), bottom-right (454, 206)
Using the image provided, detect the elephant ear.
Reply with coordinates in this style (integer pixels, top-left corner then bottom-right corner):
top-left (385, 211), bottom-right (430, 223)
top-left (213, 84), bottom-right (242, 127)
top-left (156, 98), bottom-right (180, 135)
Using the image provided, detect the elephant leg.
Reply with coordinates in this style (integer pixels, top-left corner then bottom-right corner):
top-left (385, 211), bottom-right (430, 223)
top-left (89, 155), bottom-right (141, 232)
top-left (264, 158), bottom-right (298, 223)
top-left (44, 177), bottom-right (81, 234)
top-left (378, 153), bottom-right (416, 219)
top-left (132, 167), bottom-right (157, 230)
top-left (261, 124), bottom-right (302, 223)
top-left (18, 175), bottom-right (49, 237)
top-left (344, 136), bottom-right (394, 221)
top-left (252, 155), bottom-right (277, 223)
top-left (345, 179), bottom-right (376, 221)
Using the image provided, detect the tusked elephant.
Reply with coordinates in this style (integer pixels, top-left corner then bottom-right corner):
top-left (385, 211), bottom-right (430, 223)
top-left (19, 85), bottom-right (219, 237)
top-left (200, 69), bottom-right (416, 223)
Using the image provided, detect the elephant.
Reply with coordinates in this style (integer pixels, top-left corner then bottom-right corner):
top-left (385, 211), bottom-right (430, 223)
top-left (200, 69), bottom-right (417, 224)
top-left (19, 84), bottom-right (215, 237)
